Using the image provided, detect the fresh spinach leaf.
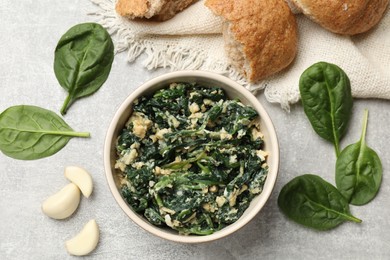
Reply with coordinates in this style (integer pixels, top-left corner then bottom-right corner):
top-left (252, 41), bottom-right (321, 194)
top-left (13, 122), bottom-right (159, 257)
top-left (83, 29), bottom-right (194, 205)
top-left (0, 105), bottom-right (90, 160)
top-left (278, 174), bottom-right (361, 230)
top-left (54, 22), bottom-right (114, 115)
top-left (299, 62), bottom-right (353, 157)
top-left (335, 110), bottom-right (382, 205)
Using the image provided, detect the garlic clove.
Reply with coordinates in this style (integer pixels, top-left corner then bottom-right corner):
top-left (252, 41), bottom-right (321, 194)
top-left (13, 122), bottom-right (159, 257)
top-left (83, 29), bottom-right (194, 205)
top-left (65, 219), bottom-right (100, 256)
top-left (41, 183), bottom-right (80, 219)
top-left (64, 166), bottom-right (93, 198)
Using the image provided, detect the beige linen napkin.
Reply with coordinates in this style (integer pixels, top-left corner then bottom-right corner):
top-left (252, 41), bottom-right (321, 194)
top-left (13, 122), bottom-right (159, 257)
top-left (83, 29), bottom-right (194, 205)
top-left (90, 0), bottom-right (390, 110)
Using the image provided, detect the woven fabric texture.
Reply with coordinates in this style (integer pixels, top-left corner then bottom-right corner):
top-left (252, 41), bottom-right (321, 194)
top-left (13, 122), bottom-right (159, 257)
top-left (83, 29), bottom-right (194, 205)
top-left (90, 0), bottom-right (390, 110)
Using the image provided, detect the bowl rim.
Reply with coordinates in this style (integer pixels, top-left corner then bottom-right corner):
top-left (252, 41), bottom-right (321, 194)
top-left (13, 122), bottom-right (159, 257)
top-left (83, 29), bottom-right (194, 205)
top-left (104, 70), bottom-right (279, 243)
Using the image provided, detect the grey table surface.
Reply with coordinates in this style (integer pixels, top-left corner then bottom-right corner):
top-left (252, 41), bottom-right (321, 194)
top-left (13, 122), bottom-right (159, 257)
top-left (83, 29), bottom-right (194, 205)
top-left (1, 1), bottom-right (389, 259)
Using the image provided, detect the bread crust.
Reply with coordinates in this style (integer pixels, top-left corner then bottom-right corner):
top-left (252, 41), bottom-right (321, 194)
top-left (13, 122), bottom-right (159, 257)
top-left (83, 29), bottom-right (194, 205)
top-left (116, 0), bottom-right (150, 19)
top-left (205, 0), bottom-right (298, 82)
top-left (116, 0), bottom-right (198, 21)
top-left (157, 0), bottom-right (198, 21)
top-left (291, 0), bottom-right (389, 35)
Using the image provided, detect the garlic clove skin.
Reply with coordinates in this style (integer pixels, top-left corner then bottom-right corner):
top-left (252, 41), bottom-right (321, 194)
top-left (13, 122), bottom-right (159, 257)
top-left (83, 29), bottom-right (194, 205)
top-left (41, 183), bottom-right (80, 219)
top-left (64, 166), bottom-right (93, 198)
top-left (65, 219), bottom-right (100, 256)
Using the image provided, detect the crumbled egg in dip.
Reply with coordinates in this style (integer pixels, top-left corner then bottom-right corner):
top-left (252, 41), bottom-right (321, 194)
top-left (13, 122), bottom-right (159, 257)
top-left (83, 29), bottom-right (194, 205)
top-left (115, 83), bottom-right (268, 235)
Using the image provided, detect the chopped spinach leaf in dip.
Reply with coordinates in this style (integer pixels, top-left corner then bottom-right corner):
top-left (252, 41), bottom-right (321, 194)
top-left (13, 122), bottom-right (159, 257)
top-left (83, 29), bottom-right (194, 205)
top-left (115, 82), bottom-right (269, 235)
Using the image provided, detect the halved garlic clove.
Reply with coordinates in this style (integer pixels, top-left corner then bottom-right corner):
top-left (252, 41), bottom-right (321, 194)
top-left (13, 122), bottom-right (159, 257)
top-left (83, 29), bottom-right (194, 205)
top-left (42, 183), bottom-right (80, 219)
top-left (65, 219), bottom-right (100, 256)
top-left (64, 166), bottom-right (93, 198)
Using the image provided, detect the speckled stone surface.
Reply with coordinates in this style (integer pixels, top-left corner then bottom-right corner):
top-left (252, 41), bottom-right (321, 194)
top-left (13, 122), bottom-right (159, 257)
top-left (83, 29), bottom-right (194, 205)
top-left (0, 1), bottom-right (389, 259)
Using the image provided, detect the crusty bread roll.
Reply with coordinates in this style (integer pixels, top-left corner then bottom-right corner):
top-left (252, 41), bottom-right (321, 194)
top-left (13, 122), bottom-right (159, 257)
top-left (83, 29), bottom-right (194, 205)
top-left (290, 0), bottom-right (389, 35)
top-left (205, 0), bottom-right (298, 82)
top-left (116, 0), bottom-right (198, 21)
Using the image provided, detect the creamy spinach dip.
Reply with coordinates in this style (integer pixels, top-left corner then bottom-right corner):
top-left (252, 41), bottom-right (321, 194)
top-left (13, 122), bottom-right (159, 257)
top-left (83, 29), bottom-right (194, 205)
top-left (115, 82), bottom-right (268, 235)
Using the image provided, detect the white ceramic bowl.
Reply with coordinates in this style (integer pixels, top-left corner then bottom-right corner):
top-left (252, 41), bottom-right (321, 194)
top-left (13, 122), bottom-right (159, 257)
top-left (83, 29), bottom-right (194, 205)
top-left (104, 71), bottom-right (279, 243)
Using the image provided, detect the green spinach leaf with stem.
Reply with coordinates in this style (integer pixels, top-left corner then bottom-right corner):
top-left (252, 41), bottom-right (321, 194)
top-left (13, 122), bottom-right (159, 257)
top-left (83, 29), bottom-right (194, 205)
top-left (299, 62), bottom-right (353, 157)
top-left (54, 23), bottom-right (114, 115)
top-left (335, 109), bottom-right (382, 205)
top-left (278, 174), bottom-right (361, 230)
top-left (0, 105), bottom-right (90, 160)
